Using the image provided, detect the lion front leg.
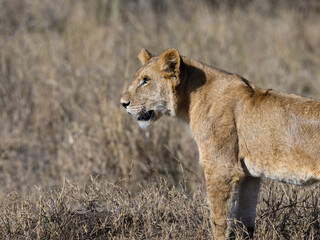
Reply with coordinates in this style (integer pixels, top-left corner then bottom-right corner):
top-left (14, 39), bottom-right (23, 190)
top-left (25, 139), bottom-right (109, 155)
top-left (203, 163), bottom-right (244, 240)
top-left (235, 176), bottom-right (261, 238)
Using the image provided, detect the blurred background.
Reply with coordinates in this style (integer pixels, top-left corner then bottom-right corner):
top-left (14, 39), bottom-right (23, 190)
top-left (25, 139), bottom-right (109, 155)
top-left (1, 0), bottom-right (320, 199)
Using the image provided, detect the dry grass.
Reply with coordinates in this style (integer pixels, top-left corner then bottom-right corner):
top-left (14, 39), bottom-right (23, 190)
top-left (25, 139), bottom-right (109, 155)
top-left (0, 0), bottom-right (319, 239)
top-left (0, 179), bottom-right (211, 239)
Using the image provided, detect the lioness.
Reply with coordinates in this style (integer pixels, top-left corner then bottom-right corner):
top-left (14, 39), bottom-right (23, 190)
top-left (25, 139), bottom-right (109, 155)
top-left (120, 48), bottom-right (320, 239)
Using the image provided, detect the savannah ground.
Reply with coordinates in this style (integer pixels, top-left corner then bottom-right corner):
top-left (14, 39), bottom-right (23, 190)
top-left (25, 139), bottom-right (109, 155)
top-left (0, 0), bottom-right (319, 239)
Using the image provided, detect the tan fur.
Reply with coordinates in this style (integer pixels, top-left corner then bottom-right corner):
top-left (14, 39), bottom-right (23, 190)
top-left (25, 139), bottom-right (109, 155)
top-left (120, 49), bottom-right (320, 239)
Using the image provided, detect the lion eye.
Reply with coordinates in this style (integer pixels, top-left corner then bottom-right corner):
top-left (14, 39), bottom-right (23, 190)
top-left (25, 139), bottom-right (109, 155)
top-left (141, 77), bottom-right (150, 86)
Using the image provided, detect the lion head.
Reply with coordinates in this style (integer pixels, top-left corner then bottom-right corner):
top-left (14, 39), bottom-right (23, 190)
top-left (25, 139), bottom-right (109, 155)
top-left (120, 48), bottom-right (183, 128)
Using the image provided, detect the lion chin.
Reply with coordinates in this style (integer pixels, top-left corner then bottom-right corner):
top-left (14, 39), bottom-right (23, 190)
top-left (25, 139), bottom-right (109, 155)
top-left (137, 110), bottom-right (160, 128)
top-left (138, 120), bottom-right (152, 129)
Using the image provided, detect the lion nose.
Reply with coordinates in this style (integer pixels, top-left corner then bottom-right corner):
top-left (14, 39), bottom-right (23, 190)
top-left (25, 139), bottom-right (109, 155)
top-left (121, 100), bottom-right (130, 109)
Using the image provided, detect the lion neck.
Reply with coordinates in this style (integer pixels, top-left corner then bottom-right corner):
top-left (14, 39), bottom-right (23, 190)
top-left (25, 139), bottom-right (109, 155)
top-left (172, 58), bottom-right (252, 127)
top-left (172, 58), bottom-right (208, 123)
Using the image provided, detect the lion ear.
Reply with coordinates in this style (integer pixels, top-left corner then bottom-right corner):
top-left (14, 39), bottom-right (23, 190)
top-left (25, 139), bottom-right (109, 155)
top-left (158, 49), bottom-right (181, 76)
top-left (138, 48), bottom-right (153, 65)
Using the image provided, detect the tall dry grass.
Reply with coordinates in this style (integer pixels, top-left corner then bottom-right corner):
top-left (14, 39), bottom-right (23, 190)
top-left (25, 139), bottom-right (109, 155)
top-left (0, 0), bottom-right (319, 239)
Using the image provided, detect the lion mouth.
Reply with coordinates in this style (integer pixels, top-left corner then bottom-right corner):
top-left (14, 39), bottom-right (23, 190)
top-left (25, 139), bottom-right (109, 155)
top-left (137, 110), bottom-right (154, 121)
